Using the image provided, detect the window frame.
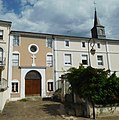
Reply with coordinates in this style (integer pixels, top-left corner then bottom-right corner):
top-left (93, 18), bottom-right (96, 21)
top-left (97, 43), bottom-right (101, 49)
top-left (12, 53), bottom-right (19, 66)
top-left (47, 79), bottom-right (54, 92)
top-left (64, 53), bottom-right (72, 66)
top-left (46, 38), bottom-right (52, 48)
top-left (46, 53), bottom-right (53, 67)
top-left (0, 47), bottom-right (3, 64)
top-left (13, 35), bottom-right (20, 46)
top-left (28, 44), bottom-right (39, 54)
top-left (82, 41), bottom-right (86, 48)
top-left (64, 39), bottom-right (70, 47)
top-left (48, 82), bottom-right (53, 91)
top-left (97, 55), bottom-right (103, 66)
top-left (0, 30), bottom-right (3, 39)
top-left (11, 80), bottom-right (19, 93)
top-left (81, 54), bottom-right (88, 65)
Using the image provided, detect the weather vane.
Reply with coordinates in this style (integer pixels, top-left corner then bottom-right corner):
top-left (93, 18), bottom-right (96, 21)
top-left (94, 0), bottom-right (96, 9)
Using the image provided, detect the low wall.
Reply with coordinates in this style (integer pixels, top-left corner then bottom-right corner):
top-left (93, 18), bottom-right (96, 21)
top-left (90, 105), bottom-right (119, 118)
top-left (0, 88), bottom-right (9, 112)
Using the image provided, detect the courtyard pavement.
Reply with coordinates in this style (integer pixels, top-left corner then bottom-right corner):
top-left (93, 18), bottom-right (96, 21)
top-left (0, 97), bottom-right (119, 120)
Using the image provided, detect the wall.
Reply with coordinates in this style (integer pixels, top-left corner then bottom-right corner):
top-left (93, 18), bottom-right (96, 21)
top-left (89, 105), bottom-right (119, 118)
top-left (0, 88), bottom-right (9, 112)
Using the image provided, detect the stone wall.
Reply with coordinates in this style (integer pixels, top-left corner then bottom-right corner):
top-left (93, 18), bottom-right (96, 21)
top-left (89, 104), bottom-right (119, 118)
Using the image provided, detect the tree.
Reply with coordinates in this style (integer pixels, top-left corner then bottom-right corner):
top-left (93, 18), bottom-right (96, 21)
top-left (65, 65), bottom-right (119, 119)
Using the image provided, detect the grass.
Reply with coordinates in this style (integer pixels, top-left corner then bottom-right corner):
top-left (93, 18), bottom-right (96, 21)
top-left (19, 98), bottom-right (28, 102)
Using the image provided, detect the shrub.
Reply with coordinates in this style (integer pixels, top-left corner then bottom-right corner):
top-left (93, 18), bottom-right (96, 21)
top-left (52, 88), bottom-right (61, 102)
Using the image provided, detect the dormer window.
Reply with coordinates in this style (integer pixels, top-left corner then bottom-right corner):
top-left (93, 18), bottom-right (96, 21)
top-left (46, 38), bottom-right (52, 48)
top-left (97, 43), bottom-right (100, 48)
top-left (0, 30), bottom-right (3, 39)
top-left (99, 29), bottom-right (103, 35)
top-left (13, 35), bottom-right (19, 46)
top-left (64, 40), bottom-right (70, 47)
top-left (82, 42), bottom-right (86, 47)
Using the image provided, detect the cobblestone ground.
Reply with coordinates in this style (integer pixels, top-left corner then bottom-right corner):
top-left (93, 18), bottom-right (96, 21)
top-left (0, 97), bottom-right (119, 120)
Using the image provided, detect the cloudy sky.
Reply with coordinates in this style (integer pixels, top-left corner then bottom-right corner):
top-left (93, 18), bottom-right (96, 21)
top-left (0, 0), bottom-right (119, 39)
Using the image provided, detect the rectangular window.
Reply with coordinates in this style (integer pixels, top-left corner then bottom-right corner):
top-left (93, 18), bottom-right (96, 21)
top-left (97, 43), bottom-right (100, 48)
top-left (64, 54), bottom-right (72, 65)
top-left (65, 40), bottom-right (70, 47)
top-left (82, 42), bottom-right (85, 47)
top-left (47, 55), bottom-right (53, 67)
top-left (82, 55), bottom-right (88, 65)
top-left (12, 54), bottom-right (19, 66)
top-left (46, 38), bottom-right (52, 48)
top-left (48, 82), bottom-right (53, 91)
top-left (0, 30), bottom-right (3, 39)
top-left (12, 82), bottom-right (18, 93)
top-left (97, 55), bottom-right (103, 65)
top-left (13, 35), bottom-right (19, 46)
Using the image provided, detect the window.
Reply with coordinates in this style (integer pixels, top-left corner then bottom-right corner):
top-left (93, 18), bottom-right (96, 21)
top-left (97, 55), bottom-right (103, 66)
top-left (0, 30), bottom-right (3, 39)
top-left (97, 43), bottom-right (100, 48)
top-left (82, 42), bottom-right (86, 47)
top-left (12, 82), bottom-right (18, 93)
top-left (12, 54), bottom-right (19, 66)
top-left (99, 29), bottom-right (103, 35)
top-left (28, 44), bottom-right (39, 54)
top-left (46, 54), bottom-right (53, 67)
top-left (0, 48), bottom-right (3, 64)
top-left (13, 35), bottom-right (19, 46)
top-left (65, 40), bottom-right (70, 47)
top-left (64, 54), bottom-right (72, 65)
top-left (82, 55), bottom-right (88, 65)
top-left (48, 82), bottom-right (53, 91)
top-left (46, 38), bottom-right (52, 48)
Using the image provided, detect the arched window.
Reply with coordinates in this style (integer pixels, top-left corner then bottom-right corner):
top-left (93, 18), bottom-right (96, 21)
top-left (25, 70), bottom-right (41, 80)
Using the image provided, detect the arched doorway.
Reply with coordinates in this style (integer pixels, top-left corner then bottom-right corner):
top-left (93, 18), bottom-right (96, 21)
top-left (25, 70), bottom-right (41, 96)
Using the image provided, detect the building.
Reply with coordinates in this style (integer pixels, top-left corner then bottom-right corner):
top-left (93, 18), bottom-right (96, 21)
top-left (0, 20), bottom-right (11, 111)
top-left (53, 9), bottom-right (119, 89)
top-left (0, 9), bottom-right (119, 101)
top-left (9, 31), bottom-right (54, 100)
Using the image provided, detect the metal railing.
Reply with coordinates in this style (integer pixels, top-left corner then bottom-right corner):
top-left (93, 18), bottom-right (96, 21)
top-left (0, 78), bottom-right (8, 91)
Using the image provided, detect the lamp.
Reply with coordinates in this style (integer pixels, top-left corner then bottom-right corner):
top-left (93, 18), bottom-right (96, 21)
top-left (88, 38), bottom-right (96, 66)
top-left (90, 48), bottom-right (96, 55)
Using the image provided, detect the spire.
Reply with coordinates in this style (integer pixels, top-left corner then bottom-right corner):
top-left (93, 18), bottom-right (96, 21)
top-left (94, 8), bottom-right (101, 27)
top-left (91, 7), bottom-right (106, 39)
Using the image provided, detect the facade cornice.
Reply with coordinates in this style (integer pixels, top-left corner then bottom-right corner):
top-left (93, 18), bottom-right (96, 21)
top-left (19, 66), bottom-right (46, 69)
top-left (0, 20), bottom-right (12, 27)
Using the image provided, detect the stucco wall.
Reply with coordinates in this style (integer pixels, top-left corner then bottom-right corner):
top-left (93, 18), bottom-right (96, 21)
top-left (0, 89), bottom-right (9, 112)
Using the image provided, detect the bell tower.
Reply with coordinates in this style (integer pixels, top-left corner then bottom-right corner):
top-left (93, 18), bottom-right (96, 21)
top-left (91, 8), bottom-right (106, 39)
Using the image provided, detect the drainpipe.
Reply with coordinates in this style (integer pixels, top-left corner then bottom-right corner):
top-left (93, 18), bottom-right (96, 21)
top-left (105, 41), bottom-right (110, 74)
top-left (52, 35), bottom-right (56, 91)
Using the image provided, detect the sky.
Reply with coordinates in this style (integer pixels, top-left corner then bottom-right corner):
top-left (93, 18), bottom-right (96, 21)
top-left (0, 0), bottom-right (119, 39)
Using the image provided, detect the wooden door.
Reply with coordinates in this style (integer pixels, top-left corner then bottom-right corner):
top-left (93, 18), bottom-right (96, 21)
top-left (25, 79), bottom-right (40, 96)
top-left (25, 70), bottom-right (41, 96)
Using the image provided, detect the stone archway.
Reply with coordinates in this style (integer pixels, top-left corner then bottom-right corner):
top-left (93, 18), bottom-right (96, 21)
top-left (25, 70), bottom-right (41, 96)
